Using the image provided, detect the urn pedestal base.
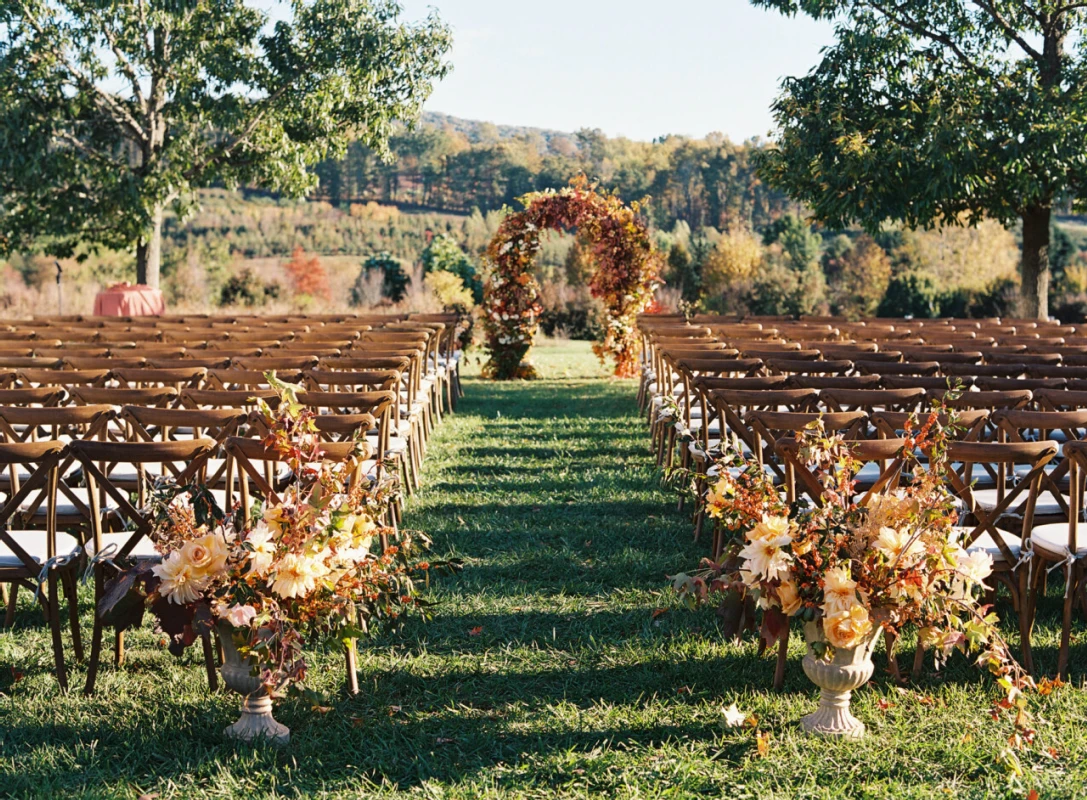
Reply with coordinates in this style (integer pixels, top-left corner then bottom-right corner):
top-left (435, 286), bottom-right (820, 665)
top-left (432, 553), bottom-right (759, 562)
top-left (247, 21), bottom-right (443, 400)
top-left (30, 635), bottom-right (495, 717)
top-left (224, 691), bottom-right (291, 745)
top-left (801, 622), bottom-right (877, 739)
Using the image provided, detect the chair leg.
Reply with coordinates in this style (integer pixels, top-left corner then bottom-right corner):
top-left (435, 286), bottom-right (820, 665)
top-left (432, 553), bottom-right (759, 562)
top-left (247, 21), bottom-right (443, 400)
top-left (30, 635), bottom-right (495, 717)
top-left (114, 629), bottom-right (125, 668)
top-left (773, 628), bottom-right (789, 690)
top-left (4, 582), bottom-right (18, 627)
top-left (911, 639), bottom-right (925, 681)
top-left (884, 630), bottom-right (902, 683)
top-left (1018, 569), bottom-right (1034, 676)
top-left (1057, 563), bottom-right (1080, 679)
top-left (83, 570), bottom-right (105, 696)
top-left (345, 638), bottom-right (359, 696)
top-left (201, 632), bottom-right (219, 690)
top-left (45, 573), bottom-right (69, 692)
top-left (61, 569), bottom-right (84, 662)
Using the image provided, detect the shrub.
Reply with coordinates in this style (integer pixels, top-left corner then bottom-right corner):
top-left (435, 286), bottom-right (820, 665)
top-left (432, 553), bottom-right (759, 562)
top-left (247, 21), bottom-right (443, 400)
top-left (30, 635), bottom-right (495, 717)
top-left (352, 252), bottom-right (409, 305)
top-left (282, 246), bottom-right (330, 300)
top-left (421, 233), bottom-right (482, 304)
top-left (219, 268), bottom-right (280, 307)
top-left (877, 272), bottom-right (940, 318)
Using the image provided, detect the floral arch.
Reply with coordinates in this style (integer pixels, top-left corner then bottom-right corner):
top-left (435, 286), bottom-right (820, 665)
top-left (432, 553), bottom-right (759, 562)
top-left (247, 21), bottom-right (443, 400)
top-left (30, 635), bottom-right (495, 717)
top-left (481, 179), bottom-right (661, 380)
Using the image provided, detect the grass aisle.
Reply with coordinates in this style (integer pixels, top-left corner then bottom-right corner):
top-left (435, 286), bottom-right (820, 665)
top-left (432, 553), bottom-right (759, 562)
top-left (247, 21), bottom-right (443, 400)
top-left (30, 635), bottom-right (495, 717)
top-left (1, 340), bottom-right (1085, 798)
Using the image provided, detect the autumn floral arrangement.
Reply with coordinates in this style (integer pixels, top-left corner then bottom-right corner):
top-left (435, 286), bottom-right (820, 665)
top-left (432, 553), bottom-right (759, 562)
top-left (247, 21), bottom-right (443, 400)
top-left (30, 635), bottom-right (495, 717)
top-left (100, 377), bottom-right (437, 700)
top-left (673, 412), bottom-right (1032, 716)
top-left (482, 176), bottom-right (660, 380)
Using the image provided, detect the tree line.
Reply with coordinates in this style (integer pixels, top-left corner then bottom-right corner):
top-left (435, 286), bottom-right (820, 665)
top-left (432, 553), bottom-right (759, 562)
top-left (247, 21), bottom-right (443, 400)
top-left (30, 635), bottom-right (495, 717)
top-left (311, 119), bottom-right (796, 234)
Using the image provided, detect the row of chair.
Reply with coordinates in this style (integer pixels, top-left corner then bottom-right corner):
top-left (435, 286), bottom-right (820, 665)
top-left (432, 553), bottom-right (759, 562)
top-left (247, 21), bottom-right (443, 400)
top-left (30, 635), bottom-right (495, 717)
top-left (637, 314), bottom-right (1087, 681)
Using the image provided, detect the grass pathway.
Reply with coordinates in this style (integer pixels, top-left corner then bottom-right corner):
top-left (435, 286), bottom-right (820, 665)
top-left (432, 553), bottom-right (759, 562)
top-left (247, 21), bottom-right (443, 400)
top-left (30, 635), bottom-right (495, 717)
top-left (1, 339), bottom-right (1084, 798)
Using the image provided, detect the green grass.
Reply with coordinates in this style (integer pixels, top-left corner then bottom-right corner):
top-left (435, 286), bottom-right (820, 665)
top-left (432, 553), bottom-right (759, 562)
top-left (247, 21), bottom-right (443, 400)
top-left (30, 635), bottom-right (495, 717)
top-left (2, 339), bottom-right (1086, 798)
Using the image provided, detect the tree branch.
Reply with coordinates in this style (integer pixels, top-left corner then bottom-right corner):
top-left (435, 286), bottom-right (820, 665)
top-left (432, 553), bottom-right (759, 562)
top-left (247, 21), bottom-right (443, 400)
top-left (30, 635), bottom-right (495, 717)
top-left (87, 7), bottom-right (146, 110)
top-left (16, 1), bottom-right (147, 143)
top-left (969, 0), bottom-right (1045, 63)
top-left (863, 0), bottom-right (995, 81)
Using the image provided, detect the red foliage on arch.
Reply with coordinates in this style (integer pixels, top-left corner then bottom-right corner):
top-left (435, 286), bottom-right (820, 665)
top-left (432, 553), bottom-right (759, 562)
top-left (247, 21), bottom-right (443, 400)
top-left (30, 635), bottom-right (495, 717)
top-left (482, 179), bottom-right (660, 380)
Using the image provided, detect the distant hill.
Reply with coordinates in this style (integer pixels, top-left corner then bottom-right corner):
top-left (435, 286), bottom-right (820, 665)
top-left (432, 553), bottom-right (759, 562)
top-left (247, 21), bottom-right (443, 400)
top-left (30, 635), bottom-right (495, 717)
top-left (421, 111), bottom-right (577, 148)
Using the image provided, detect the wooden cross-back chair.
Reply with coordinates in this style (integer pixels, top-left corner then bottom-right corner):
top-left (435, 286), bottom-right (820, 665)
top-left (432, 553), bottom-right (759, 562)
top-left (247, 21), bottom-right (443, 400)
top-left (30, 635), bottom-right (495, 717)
top-left (745, 409), bottom-right (868, 495)
top-left (820, 388), bottom-right (926, 415)
top-left (295, 390), bottom-right (398, 487)
top-left (180, 388), bottom-right (280, 411)
top-left (0, 387), bottom-right (67, 407)
top-left (69, 438), bottom-right (218, 695)
top-left (222, 435), bottom-right (375, 696)
top-left (0, 441), bottom-right (84, 689)
top-left (204, 369), bottom-right (304, 391)
top-left (1029, 440), bottom-right (1087, 677)
top-left (983, 409), bottom-right (1087, 522)
top-left (120, 406), bottom-right (251, 491)
top-left (0, 405), bottom-right (117, 534)
top-left (788, 374), bottom-right (881, 391)
top-left (16, 368), bottom-right (110, 390)
top-left (111, 367), bottom-right (207, 391)
top-left (778, 436), bottom-right (909, 508)
top-left (233, 356), bottom-right (320, 372)
top-left (941, 440), bottom-right (1059, 674)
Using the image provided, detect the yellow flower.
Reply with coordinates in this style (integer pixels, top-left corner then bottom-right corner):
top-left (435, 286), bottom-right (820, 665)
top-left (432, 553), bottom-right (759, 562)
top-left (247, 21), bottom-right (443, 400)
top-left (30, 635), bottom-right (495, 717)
top-left (823, 604), bottom-right (874, 650)
top-left (245, 524), bottom-right (277, 578)
top-left (152, 551), bottom-right (209, 605)
top-left (874, 526), bottom-right (924, 565)
top-left (269, 553), bottom-right (329, 600)
top-left (777, 579), bottom-right (803, 616)
top-left (748, 514), bottom-right (791, 543)
top-left (181, 532), bottom-right (230, 578)
top-left (739, 533), bottom-right (793, 583)
top-left (704, 479), bottom-right (733, 519)
top-left (264, 505), bottom-right (290, 535)
top-left (822, 565), bottom-right (858, 615)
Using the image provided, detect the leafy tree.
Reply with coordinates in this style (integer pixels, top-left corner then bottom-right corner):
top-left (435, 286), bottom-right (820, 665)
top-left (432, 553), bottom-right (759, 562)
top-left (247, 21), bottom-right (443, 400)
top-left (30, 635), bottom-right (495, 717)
top-left (832, 234), bottom-right (892, 318)
top-left (877, 272), bottom-right (940, 319)
top-left (283, 246), bottom-right (329, 300)
top-left (762, 215), bottom-right (822, 269)
top-left (754, 0), bottom-right (1087, 318)
top-left (353, 252), bottom-right (409, 304)
top-left (421, 232), bottom-right (482, 303)
top-left (0, 0), bottom-right (451, 287)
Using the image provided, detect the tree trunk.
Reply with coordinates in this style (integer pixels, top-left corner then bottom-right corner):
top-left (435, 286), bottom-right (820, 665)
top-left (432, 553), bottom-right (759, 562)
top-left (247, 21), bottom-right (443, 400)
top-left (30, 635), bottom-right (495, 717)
top-left (1020, 204), bottom-right (1051, 320)
top-left (135, 203), bottom-right (164, 288)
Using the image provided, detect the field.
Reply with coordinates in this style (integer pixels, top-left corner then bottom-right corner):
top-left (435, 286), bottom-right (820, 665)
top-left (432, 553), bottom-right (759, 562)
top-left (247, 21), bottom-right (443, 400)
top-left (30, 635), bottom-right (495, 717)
top-left (1, 340), bottom-right (1084, 799)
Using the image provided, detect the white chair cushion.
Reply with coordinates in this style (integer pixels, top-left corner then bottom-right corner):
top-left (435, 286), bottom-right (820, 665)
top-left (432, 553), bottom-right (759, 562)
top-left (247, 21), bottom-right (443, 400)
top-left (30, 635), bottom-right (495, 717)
top-left (1030, 522), bottom-right (1087, 559)
top-left (951, 526), bottom-right (1021, 562)
top-left (970, 487), bottom-right (1067, 517)
top-left (84, 532), bottom-right (160, 560)
top-left (0, 531), bottom-right (81, 568)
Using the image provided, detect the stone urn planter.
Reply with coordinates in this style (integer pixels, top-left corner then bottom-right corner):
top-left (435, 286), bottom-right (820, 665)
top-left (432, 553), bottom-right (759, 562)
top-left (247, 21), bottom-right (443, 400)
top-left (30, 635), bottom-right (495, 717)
top-left (218, 624), bottom-right (290, 745)
top-left (800, 621), bottom-right (879, 738)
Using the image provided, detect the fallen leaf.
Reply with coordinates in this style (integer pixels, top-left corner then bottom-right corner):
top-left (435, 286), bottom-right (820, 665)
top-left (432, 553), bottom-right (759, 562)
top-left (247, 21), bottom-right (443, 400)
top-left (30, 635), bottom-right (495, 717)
top-left (676, 685), bottom-right (692, 695)
top-left (468, 626), bottom-right (483, 636)
top-left (651, 608), bottom-right (668, 620)
top-left (756, 730), bottom-right (771, 758)
top-left (722, 703), bottom-right (746, 728)
top-left (388, 705), bottom-right (402, 715)
top-left (10, 668), bottom-right (23, 684)
top-left (137, 794), bottom-right (160, 800)
top-left (877, 698), bottom-right (895, 712)
top-left (1027, 790), bottom-right (1039, 800)
top-left (349, 716), bottom-right (366, 727)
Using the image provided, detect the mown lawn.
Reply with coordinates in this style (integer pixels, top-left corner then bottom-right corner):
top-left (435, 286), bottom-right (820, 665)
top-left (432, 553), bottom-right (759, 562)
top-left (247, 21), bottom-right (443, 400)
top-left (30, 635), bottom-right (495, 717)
top-left (1, 338), bottom-right (1085, 798)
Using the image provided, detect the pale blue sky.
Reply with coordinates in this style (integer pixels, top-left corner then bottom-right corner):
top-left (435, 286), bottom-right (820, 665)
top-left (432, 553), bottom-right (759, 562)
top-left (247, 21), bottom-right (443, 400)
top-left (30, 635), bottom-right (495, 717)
top-left (398, 0), bottom-right (834, 141)
top-left (263, 0), bottom-right (835, 142)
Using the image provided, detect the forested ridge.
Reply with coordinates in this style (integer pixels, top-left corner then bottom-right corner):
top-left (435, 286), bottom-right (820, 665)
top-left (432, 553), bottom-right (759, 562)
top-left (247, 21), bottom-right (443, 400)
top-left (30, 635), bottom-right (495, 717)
top-left (311, 112), bottom-right (795, 231)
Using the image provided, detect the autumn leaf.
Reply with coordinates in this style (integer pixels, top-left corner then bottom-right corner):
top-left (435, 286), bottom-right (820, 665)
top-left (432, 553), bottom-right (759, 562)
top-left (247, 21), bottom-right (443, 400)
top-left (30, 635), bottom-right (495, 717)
top-left (755, 730), bottom-right (771, 758)
top-left (651, 608), bottom-right (668, 620)
top-left (1027, 790), bottom-right (1039, 800)
top-left (468, 626), bottom-right (483, 636)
